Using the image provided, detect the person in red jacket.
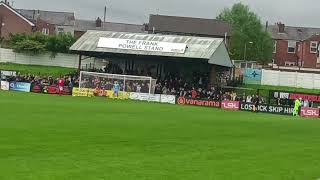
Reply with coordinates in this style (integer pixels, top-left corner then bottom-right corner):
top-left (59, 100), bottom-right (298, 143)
top-left (191, 88), bottom-right (198, 99)
top-left (58, 77), bottom-right (65, 96)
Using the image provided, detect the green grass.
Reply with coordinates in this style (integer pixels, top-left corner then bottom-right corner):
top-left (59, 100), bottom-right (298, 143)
top-left (0, 63), bottom-right (76, 77)
top-left (1, 91), bottom-right (320, 180)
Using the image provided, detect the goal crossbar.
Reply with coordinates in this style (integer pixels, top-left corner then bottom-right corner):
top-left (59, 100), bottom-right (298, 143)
top-left (78, 71), bottom-right (156, 99)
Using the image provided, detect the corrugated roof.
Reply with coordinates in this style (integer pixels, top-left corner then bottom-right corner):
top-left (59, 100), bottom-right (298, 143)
top-left (75, 19), bottom-right (145, 33)
top-left (16, 9), bottom-right (75, 26)
top-left (148, 14), bottom-right (231, 37)
top-left (268, 25), bottom-right (320, 41)
top-left (70, 31), bottom-right (232, 67)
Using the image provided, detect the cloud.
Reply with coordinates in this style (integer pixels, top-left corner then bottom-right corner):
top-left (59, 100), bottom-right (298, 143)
top-left (13, 0), bottom-right (320, 27)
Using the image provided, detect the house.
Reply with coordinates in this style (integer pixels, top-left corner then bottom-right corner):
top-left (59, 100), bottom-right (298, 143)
top-left (296, 34), bottom-right (320, 68)
top-left (74, 18), bottom-right (146, 39)
top-left (268, 23), bottom-right (320, 68)
top-left (147, 14), bottom-right (231, 42)
top-left (0, 1), bottom-right (35, 39)
top-left (16, 9), bottom-right (75, 36)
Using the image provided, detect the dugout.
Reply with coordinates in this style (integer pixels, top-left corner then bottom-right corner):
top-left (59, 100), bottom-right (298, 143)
top-left (70, 30), bottom-right (233, 85)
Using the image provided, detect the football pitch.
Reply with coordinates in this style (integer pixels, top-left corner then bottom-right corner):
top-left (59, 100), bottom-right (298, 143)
top-left (0, 91), bottom-right (320, 180)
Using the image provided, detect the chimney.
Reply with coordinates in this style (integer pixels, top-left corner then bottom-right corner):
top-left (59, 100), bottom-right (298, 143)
top-left (103, 6), bottom-right (107, 23)
top-left (277, 22), bottom-right (285, 33)
top-left (96, 17), bottom-right (102, 27)
top-left (33, 10), bottom-right (36, 20)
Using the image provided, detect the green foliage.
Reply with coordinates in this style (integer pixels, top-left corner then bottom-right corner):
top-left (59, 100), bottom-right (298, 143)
top-left (8, 33), bottom-right (28, 46)
top-left (29, 32), bottom-right (49, 45)
top-left (46, 33), bottom-right (76, 57)
top-left (217, 3), bottom-right (274, 64)
top-left (8, 32), bottom-right (76, 56)
top-left (12, 39), bottom-right (46, 55)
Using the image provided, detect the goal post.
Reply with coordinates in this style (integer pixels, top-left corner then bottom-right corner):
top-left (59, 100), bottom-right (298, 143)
top-left (77, 71), bottom-right (156, 99)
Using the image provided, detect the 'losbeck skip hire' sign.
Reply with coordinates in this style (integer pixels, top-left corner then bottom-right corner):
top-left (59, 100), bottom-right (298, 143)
top-left (97, 38), bottom-right (187, 54)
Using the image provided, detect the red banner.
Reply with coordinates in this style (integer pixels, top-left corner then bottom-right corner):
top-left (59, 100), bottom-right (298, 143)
top-left (45, 85), bottom-right (72, 95)
top-left (221, 101), bottom-right (240, 111)
top-left (289, 93), bottom-right (320, 102)
top-left (300, 107), bottom-right (320, 118)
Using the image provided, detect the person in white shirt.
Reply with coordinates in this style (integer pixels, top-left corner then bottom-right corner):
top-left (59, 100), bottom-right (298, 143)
top-left (136, 84), bottom-right (141, 93)
top-left (246, 95), bottom-right (252, 103)
top-left (303, 99), bottom-right (309, 107)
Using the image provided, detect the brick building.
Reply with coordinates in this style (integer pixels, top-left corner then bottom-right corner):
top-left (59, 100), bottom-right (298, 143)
top-left (268, 23), bottom-right (320, 68)
top-left (0, 1), bottom-right (35, 39)
top-left (297, 35), bottom-right (320, 68)
top-left (0, 1), bottom-right (75, 38)
top-left (16, 9), bottom-right (75, 36)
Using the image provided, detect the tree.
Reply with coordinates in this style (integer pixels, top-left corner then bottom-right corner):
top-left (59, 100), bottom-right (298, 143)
top-left (8, 33), bottom-right (28, 46)
top-left (8, 32), bottom-right (76, 56)
top-left (46, 33), bottom-right (76, 54)
top-left (12, 39), bottom-right (46, 54)
top-left (217, 3), bottom-right (274, 64)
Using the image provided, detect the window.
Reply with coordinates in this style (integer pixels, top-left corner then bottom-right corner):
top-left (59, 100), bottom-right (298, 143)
top-left (310, 41), bottom-right (318, 53)
top-left (42, 28), bottom-right (49, 35)
top-left (287, 40), bottom-right (296, 53)
top-left (57, 27), bottom-right (64, 34)
top-left (273, 41), bottom-right (277, 53)
top-left (240, 63), bottom-right (246, 68)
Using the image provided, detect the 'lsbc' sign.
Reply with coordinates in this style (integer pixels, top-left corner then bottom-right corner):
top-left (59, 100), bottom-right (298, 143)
top-left (221, 101), bottom-right (240, 111)
top-left (300, 107), bottom-right (320, 118)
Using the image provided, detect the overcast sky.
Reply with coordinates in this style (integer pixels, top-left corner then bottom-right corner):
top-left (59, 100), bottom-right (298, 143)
top-left (12, 0), bottom-right (320, 27)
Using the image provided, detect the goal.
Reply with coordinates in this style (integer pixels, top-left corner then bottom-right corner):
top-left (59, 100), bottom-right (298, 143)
top-left (78, 71), bottom-right (156, 98)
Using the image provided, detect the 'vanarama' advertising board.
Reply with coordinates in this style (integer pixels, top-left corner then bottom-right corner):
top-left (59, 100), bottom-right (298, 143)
top-left (176, 97), bottom-right (220, 107)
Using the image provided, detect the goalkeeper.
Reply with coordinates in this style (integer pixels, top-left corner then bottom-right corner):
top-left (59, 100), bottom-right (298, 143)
top-left (293, 98), bottom-right (302, 116)
top-left (113, 81), bottom-right (120, 98)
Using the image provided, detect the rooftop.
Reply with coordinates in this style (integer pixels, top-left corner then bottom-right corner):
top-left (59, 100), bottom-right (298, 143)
top-left (70, 30), bottom-right (233, 67)
top-left (16, 9), bottom-right (75, 26)
top-left (148, 14), bottom-right (231, 37)
top-left (75, 19), bottom-right (145, 33)
top-left (268, 24), bottom-right (320, 41)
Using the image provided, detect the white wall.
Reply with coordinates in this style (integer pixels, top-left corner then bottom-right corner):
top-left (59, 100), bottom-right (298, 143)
top-left (261, 69), bottom-right (320, 89)
top-left (0, 48), bottom-right (106, 69)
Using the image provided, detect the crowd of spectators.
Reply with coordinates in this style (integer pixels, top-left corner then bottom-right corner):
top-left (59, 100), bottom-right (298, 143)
top-left (1, 73), bottom-right (78, 88)
top-left (1, 69), bottom-right (264, 103)
top-left (78, 67), bottom-right (264, 102)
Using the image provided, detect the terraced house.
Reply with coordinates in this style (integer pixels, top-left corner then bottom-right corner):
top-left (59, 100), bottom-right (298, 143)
top-left (0, 0), bottom-right (75, 38)
top-left (268, 23), bottom-right (320, 68)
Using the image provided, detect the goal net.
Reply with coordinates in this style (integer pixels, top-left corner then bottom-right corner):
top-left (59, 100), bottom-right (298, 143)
top-left (77, 71), bottom-right (156, 99)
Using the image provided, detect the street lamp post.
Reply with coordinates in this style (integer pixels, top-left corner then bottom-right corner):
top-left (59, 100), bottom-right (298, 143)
top-left (244, 41), bottom-right (253, 68)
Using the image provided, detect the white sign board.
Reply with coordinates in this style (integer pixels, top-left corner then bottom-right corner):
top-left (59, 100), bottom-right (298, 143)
top-left (160, 95), bottom-right (176, 104)
top-left (130, 93), bottom-right (160, 102)
top-left (129, 92), bottom-right (176, 104)
top-left (0, 81), bottom-right (9, 91)
top-left (1, 70), bottom-right (16, 80)
top-left (97, 38), bottom-right (187, 54)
